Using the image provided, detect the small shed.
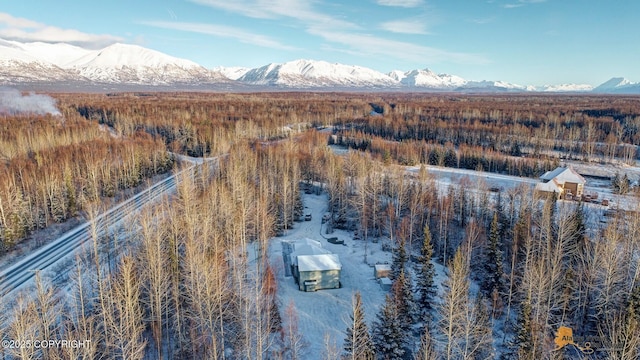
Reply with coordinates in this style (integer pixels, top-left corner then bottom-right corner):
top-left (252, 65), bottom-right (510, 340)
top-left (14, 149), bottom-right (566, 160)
top-left (374, 264), bottom-right (391, 279)
top-left (296, 254), bottom-right (342, 292)
top-left (379, 277), bottom-right (393, 291)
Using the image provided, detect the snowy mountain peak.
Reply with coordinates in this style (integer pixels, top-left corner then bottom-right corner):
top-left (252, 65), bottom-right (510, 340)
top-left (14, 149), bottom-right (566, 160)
top-left (398, 68), bottom-right (466, 88)
top-left (0, 38), bottom-right (227, 86)
top-left (214, 66), bottom-right (250, 80)
top-left (68, 43), bottom-right (202, 69)
top-left (239, 59), bottom-right (397, 87)
top-left (594, 77), bottom-right (635, 91)
top-left (537, 83), bottom-right (594, 92)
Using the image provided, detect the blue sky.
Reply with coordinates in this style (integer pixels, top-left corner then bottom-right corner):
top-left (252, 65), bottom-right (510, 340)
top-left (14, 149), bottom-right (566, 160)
top-left (1, 0), bottom-right (638, 86)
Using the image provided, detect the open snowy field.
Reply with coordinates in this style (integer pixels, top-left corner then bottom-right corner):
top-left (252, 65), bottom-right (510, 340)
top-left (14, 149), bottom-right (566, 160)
top-left (405, 162), bottom-right (638, 211)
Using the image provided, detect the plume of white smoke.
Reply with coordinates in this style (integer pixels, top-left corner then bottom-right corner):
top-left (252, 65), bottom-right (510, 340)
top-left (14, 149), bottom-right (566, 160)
top-left (0, 87), bottom-right (61, 116)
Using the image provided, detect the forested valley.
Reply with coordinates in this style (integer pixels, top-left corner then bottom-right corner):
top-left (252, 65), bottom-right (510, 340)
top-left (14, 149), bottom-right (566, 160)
top-left (1, 92), bottom-right (639, 359)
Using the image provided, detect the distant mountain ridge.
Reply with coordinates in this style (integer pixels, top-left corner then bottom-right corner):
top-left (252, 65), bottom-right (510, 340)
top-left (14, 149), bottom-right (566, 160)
top-left (593, 77), bottom-right (640, 94)
top-left (0, 38), bottom-right (636, 93)
top-left (238, 59), bottom-right (398, 87)
top-left (0, 39), bottom-right (227, 85)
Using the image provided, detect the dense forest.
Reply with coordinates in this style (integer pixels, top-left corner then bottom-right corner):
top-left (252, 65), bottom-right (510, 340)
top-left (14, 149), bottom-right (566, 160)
top-left (332, 94), bottom-right (640, 176)
top-left (0, 111), bottom-right (172, 251)
top-left (1, 93), bottom-right (639, 359)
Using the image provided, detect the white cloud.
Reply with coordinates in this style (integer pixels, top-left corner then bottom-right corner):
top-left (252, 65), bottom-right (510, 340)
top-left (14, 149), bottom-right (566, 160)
top-left (308, 28), bottom-right (488, 65)
top-left (189, 0), bottom-right (357, 29)
top-left (471, 17), bottom-right (496, 24)
top-left (380, 18), bottom-right (430, 35)
top-left (376, 0), bottom-right (424, 7)
top-left (187, 0), bottom-right (484, 66)
top-left (188, 0), bottom-right (275, 19)
top-left (0, 12), bottom-right (122, 48)
top-left (140, 20), bottom-right (297, 51)
top-left (503, 0), bottom-right (547, 8)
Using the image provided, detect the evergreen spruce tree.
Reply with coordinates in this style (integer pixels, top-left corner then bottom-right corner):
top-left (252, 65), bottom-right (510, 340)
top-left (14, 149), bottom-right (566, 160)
top-left (372, 294), bottom-right (407, 360)
top-left (344, 292), bottom-right (375, 360)
top-left (513, 300), bottom-right (534, 360)
top-left (457, 187), bottom-right (468, 227)
top-left (415, 223), bottom-right (436, 323)
top-left (612, 172), bottom-right (631, 194)
top-left (622, 173), bottom-right (631, 194)
top-left (391, 236), bottom-right (408, 280)
top-left (629, 284), bottom-right (640, 321)
top-left (394, 269), bottom-right (416, 332)
top-left (494, 191), bottom-right (510, 239)
top-left (573, 202), bottom-right (586, 241)
top-left (482, 212), bottom-right (505, 298)
top-left (612, 172), bottom-right (621, 193)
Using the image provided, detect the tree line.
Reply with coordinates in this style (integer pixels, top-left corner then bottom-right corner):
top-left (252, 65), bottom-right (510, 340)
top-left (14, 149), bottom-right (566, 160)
top-left (333, 94), bottom-right (640, 168)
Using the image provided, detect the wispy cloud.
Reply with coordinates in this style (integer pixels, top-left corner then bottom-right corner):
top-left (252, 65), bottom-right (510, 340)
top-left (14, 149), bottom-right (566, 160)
top-left (376, 0), bottom-right (425, 7)
top-left (0, 12), bottom-right (122, 48)
top-left (189, 0), bottom-right (357, 29)
top-left (380, 18), bottom-right (430, 35)
top-left (188, 0), bottom-right (275, 19)
top-left (308, 28), bottom-right (488, 65)
top-left (503, 0), bottom-right (547, 8)
top-left (187, 0), bottom-right (484, 66)
top-left (140, 20), bottom-right (297, 51)
top-left (471, 17), bottom-right (496, 24)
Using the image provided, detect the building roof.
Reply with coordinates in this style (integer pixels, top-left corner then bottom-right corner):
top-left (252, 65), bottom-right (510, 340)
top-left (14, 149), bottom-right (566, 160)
top-left (291, 244), bottom-right (331, 257)
top-left (292, 238), bottom-right (323, 249)
top-left (297, 254), bottom-right (342, 272)
top-left (291, 243), bottom-right (331, 266)
top-left (374, 264), bottom-right (391, 271)
top-left (540, 167), bottom-right (586, 184)
top-left (535, 180), bottom-right (562, 193)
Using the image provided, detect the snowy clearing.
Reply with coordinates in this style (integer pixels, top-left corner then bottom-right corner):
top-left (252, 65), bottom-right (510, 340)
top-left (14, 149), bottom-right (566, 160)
top-left (267, 192), bottom-right (391, 356)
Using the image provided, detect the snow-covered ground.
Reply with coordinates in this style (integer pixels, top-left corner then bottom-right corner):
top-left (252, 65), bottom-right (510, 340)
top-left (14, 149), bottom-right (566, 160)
top-left (406, 163), bottom-right (639, 211)
top-left (267, 192), bottom-right (392, 356)
top-left (272, 147), bottom-right (638, 357)
top-left (265, 190), bottom-right (486, 358)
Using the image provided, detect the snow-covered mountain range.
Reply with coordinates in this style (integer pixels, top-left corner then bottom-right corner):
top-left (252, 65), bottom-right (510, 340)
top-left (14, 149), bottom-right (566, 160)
top-left (0, 38), bottom-right (637, 93)
top-left (238, 59), bottom-right (398, 87)
top-left (0, 39), bottom-right (226, 85)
